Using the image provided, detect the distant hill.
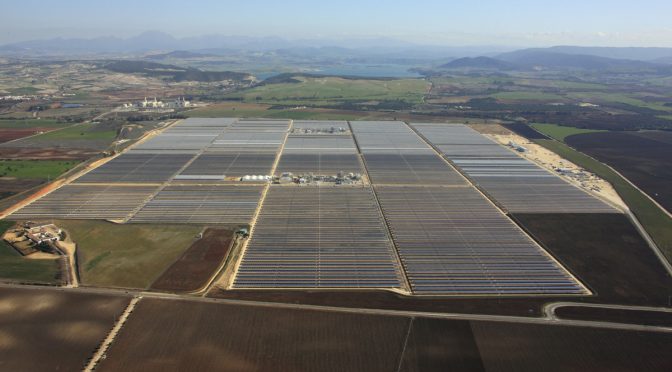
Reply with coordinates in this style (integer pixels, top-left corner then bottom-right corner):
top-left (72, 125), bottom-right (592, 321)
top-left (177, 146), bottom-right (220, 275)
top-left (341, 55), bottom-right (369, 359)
top-left (543, 46), bottom-right (672, 62)
top-left (439, 57), bottom-right (515, 70)
top-left (145, 50), bottom-right (216, 60)
top-left (495, 49), bottom-right (659, 70)
top-left (103, 60), bottom-right (252, 82)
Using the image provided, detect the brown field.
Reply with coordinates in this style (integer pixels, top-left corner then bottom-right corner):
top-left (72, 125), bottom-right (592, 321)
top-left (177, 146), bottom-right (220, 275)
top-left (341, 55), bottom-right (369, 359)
top-left (400, 318), bottom-right (484, 372)
top-left (0, 178), bottom-right (43, 200)
top-left (97, 298), bottom-right (411, 372)
top-left (471, 321), bottom-right (672, 372)
top-left (0, 147), bottom-right (98, 160)
top-left (150, 228), bottom-right (234, 293)
top-left (503, 123), bottom-right (550, 140)
top-left (0, 128), bottom-right (49, 143)
top-left (0, 287), bottom-right (130, 372)
top-left (554, 306), bottom-right (672, 327)
top-left (96, 297), bottom-right (672, 372)
top-left (565, 131), bottom-right (672, 213)
top-left (512, 213), bottom-right (672, 306)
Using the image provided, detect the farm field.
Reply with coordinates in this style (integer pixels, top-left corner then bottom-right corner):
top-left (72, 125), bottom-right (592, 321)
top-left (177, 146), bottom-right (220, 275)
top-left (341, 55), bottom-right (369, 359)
top-left (95, 297), bottom-right (672, 372)
top-left (1, 122), bottom-right (119, 150)
top-left (531, 123), bottom-right (604, 141)
top-left (511, 213), bottom-right (672, 306)
top-left (491, 91), bottom-right (566, 102)
top-left (0, 287), bottom-right (130, 372)
top-left (567, 91), bottom-right (672, 112)
top-left (30, 123), bottom-right (117, 141)
top-left (565, 130), bottom-right (672, 213)
top-left (0, 147), bottom-right (98, 160)
top-left (0, 119), bottom-right (74, 143)
top-left (150, 228), bottom-right (234, 293)
top-left (97, 298), bottom-right (411, 372)
top-left (0, 159), bottom-right (78, 179)
top-left (224, 76), bottom-right (429, 106)
top-left (0, 119), bottom-right (69, 129)
top-left (0, 220), bottom-right (61, 284)
top-left (56, 220), bottom-right (201, 289)
top-left (471, 321), bottom-right (672, 372)
top-left (533, 138), bottom-right (672, 261)
top-left (554, 306), bottom-right (672, 328)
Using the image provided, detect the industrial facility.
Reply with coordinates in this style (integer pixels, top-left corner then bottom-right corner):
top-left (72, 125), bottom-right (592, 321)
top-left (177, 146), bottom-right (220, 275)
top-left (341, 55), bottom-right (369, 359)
top-left (9, 118), bottom-right (621, 296)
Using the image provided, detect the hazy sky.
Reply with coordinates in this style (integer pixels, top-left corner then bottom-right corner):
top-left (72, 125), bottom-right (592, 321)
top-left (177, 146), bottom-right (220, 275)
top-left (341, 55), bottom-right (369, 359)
top-left (2, 0), bottom-right (672, 46)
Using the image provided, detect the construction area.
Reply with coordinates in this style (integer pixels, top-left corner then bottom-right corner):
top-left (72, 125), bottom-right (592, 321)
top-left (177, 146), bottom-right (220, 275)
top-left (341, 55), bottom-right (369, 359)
top-left (5, 118), bottom-right (625, 296)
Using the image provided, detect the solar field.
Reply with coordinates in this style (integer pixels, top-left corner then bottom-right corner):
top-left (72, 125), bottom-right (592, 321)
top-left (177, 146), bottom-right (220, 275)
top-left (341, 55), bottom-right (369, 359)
top-left (412, 123), bottom-right (618, 213)
top-left (7, 118), bottom-right (623, 296)
top-left (130, 185), bottom-right (263, 224)
top-left (234, 186), bottom-right (405, 289)
top-left (375, 186), bottom-right (586, 295)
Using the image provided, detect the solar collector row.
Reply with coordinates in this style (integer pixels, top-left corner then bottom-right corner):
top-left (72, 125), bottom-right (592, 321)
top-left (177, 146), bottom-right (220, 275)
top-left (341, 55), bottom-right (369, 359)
top-left (413, 123), bottom-right (618, 213)
top-left (180, 153), bottom-right (277, 178)
top-left (375, 186), bottom-right (587, 295)
top-left (276, 133), bottom-right (362, 175)
top-left (130, 185), bottom-right (263, 224)
top-left (75, 154), bottom-right (194, 184)
top-left (8, 185), bottom-right (157, 220)
top-left (233, 186), bottom-right (404, 289)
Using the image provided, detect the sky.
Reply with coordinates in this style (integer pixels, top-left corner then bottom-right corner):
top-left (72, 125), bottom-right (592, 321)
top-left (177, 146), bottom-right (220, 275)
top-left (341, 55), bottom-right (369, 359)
top-left (2, 0), bottom-right (672, 47)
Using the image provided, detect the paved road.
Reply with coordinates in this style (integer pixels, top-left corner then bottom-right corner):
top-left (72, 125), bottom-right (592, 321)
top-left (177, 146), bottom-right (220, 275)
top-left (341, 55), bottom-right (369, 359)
top-left (2, 282), bottom-right (672, 334)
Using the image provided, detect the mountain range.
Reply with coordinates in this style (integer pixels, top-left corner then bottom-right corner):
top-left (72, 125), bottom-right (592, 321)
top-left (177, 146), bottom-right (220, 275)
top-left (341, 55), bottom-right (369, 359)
top-left (3, 31), bottom-right (672, 73)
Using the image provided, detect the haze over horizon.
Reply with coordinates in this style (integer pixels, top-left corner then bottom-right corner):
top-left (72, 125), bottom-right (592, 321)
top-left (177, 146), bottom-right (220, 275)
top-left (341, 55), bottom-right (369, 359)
top-left (2, 0), bottom-right (672, 47)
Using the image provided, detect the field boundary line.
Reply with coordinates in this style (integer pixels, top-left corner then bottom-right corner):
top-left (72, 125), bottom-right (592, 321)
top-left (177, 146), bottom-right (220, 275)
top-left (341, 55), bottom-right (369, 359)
top-left (348, 120), bottom-right (412, 293)
top-left (83, 296), bottom-right (140, 372)
top-left (212, 119), bottom-right (292, 292)
top-left (395, 317), bottom-right (414, 372)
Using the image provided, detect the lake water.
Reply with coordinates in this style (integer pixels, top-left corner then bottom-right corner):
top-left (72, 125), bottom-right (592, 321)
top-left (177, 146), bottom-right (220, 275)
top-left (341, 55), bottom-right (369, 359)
top-left (255, 64), bottom-right (423, 81)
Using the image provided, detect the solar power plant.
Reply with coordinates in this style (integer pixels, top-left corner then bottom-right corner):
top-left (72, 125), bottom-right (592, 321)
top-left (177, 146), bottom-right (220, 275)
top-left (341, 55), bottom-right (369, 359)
top-left (233, 186), bottom-right (405, 289)
top-left (374, 186), bottom-right (587, 295)
top-left (130, 133), bottom-right (217, 154)
top-left (130, 185), bottom-right (263, 224)
top-left (171, 117), bottom-right (237, 128)
top-left (283, 136), bottom-right (357, 152)
top-left (413, 123), bottom-right (618, 213)
top-left (8, 185), bottom-right (157, 220)
top-left (275, 153), bottom-right (363, 176)
top-left (179, 153), bottom-right (277, 179)
top-left (74, 153), bottom-right (194, 184)
top-left (350, 121), bottom-right (431, 152)
top-left (230, 119), bottom-right (290, 132)
top-left (412, 123), bottom-right (497, 146)
top-left (275, 128), bottom-right (362, 175)
top-left (209, 131), bottom-right (287, 153)
top-left (291, 120), bottom-right (349, 130)
top-left (362, 152), bottom-right (467, 185)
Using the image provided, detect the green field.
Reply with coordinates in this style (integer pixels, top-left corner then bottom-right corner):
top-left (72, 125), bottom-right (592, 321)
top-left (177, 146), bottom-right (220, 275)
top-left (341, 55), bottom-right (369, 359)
top-left (0, 220), bottom-right (61, 284)
top-left (8, 87), bottom-right (40, 95)
top-left (0, 119), bottom-right (69, 129)
top-left (0, 160), bottom-right (79, 179)
top-left (226, 76), bottom-right (429, 106)
top-left (532, 123), bottom-right (605, 141)
top-left (491, 91), bottom-right (566, 101)
top-left (32, 124), bottom-right (117, 141)
top-left (534, 139), bottom-right (672, 262)
top-left (187, 102), bottom-right (375, 120)
top-left (567, 92), bottom-right (672, 112)
top-left (57, 220), bottom-right (202, 289)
